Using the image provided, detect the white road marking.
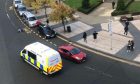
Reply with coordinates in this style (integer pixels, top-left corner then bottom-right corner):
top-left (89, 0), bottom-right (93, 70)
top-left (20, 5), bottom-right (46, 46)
top-left (36, 33), bottom-right (38, 36)
top-left (6, 13), bottom-right (10, 19)
top-left (50, 42), bottom-right (52, 44)
top-left (85, 66), bottom-right (95, 71)
top-left (101, 72), bottom-right (112, 78)
top-left (85, 66), bottom-right (112, 78)
top-left (54, 44), bottom-right (57, 46)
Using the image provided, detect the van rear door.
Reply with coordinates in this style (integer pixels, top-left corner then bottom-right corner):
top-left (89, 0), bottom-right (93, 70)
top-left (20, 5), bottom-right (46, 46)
top-left (48, 55), bottom-right (61, 67)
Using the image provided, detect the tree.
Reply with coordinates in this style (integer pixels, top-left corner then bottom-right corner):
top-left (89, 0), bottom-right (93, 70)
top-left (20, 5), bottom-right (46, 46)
top-left (49, 3), bottom-right (75, 32)
top-left (82, 0), bottom-right (90, 9)
top-left (40, 0), bottom-right (53, 18)
top-left (23, 0), bottom-right (41, 13)
top-left (116, 0), bottom-right (125, 11)
top-left (23, 0), bottom-right (51, 14)
top-left (23, 0), bottom-right (34, 7)
top-left (31, 0), bottom-right (42, 14)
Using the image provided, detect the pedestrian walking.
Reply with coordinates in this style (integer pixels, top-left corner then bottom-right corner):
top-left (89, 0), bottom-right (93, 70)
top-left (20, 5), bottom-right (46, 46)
top-left (127, 40), bottom-right (131, 52)
top-left (124, 26), bottom-right (129, 35)
top-left (125, 20), bottom-right (129, 27)
top-left (130, 40), bottom-right (134, 51)
top-left (83, 32), bottom-right (87, 43)
top-left (112, 1), bottom-right (115, 9)
top-left (93, 31), bottom-right (98, 42)
top-left (46, 19), bottom-right (49, 25)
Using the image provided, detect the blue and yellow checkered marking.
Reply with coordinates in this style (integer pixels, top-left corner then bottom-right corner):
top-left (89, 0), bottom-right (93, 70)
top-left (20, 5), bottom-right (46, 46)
top-left (21, 54), bottom-right (45, 71)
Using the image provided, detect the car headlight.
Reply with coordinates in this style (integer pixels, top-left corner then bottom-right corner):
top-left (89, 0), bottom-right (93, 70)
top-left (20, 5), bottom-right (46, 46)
top-left (29, 23), bottom-right (33, 27)
top-left (46, 34), bottom-right (50, 36)
top-left (75, 57), bottom-right (81, 60)
top-left (19, 12), bottom-right (22, 16)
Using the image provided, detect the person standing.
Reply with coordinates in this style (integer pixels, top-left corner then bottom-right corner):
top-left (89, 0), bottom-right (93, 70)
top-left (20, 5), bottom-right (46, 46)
top-left (127, 40), bottom-right (131, 52)
top-left (93, 31), bottom-right (98, 42)
top-left (130, 40), bottom-right (134, 51)
top-left (125, 20), bottom-right (129, 27)
top-left (124, 26), bottom-right (129, 35)
top-left (46, 19), bottom-right (49, 26)
top-left (83, 32), bottom-right (87, 43)
top-left (112, 1), bottom-right (115, 9)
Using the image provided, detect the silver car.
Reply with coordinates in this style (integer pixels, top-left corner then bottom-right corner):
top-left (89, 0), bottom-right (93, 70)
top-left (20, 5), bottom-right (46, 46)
top-left (17, 4), bottom-right (27, 16)
top-left (22, 12), bottom-right (38, 27)
top-left (13, 0), bottom-right (22, 8)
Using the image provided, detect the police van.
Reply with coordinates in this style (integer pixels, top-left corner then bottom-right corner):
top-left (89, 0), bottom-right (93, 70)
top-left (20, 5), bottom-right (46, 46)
top-left (20, 42), bottom-right (62, 75)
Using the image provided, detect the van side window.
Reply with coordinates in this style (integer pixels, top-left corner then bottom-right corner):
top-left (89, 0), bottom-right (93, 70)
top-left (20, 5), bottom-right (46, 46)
top-left (28, 51), bottom-right (36, 60)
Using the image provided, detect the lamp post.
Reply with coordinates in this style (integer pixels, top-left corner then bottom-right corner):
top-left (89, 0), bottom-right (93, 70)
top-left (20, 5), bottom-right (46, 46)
top-left (43, 3), bottom-right (47, 18)
top-left (108, 17), bottom-right (113, 50)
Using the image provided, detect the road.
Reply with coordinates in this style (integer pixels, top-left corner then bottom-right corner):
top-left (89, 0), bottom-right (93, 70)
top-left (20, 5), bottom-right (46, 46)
top-left (0, 0), bottom-right (140, 84)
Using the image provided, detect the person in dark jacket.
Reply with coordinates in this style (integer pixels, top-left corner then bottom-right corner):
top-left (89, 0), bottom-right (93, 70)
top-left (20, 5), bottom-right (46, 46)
top-left (83, 32), bottom-right (87, 43)
top-left (46, 19), bottom-right (49, 25)
top-left (130, 40), bottom-right (134, 51)
top-left (93, 31), bottom-right (98, 42)
top-left (124, 26), bottom-right (129, 35)
top-left (125, 20), bottom-right (129, 27)
top-left (127, 40), bottom-right (131, 52)
top-left (112, 1), bottom-right (115, 9)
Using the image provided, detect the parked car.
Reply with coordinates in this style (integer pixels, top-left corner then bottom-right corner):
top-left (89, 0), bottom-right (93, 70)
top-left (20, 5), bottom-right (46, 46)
top-left (58, 44), bottom-right (86, 63)
top-left (22, 11), bottom-right (38, 27)
top-left (13, 0), bottom-right (22, 8)
top-left (37, 24), bottom-right (56, 39)
top-left (17, 4), bottom-right (27, 16)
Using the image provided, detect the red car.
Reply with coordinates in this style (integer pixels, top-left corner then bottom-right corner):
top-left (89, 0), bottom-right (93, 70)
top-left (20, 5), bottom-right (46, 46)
top-left (58, 44), bottom-right (86, 63)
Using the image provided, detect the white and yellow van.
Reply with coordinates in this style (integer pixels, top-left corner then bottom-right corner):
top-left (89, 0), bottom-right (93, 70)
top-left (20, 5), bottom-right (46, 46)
top-left (20, 42), bottom-right (62, 75)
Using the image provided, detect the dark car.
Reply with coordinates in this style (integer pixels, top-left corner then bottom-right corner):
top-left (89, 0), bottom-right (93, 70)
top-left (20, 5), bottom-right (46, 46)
top-left (58, 44), bottom-right (86, 63)
top-left (37, 24), bottom-right (56, 39)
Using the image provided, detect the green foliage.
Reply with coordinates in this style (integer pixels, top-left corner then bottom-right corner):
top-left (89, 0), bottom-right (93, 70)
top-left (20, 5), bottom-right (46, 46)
top-left (78, 1), bottom-right (102, 14)
top-left (111, 10), bottom-right (129, 16)
top-left (82, 0), bottom-right (90, 9)
top-left (64, 0), bottom-right (103, 9)
top-left (111, 0), bottom-right (136, 16)
top-left (23, 0), bottom-right (34, 7)
top-left (127, 1), bottom-right (140, 13)
top-left (49, 3), bottom-right (75, 31)
top-left (116, 0), bottom-right (125, 11)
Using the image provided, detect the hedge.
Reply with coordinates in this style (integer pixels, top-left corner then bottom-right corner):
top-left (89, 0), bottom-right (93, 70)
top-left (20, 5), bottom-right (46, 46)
top-left (111, 10), bottom-right (140, 16)
top-left (111, 10), bottom-right (129, 16)
top-left (112, 0), bottom-right (134, 16)
top-left (78, 1), bottom-right (103, 14)
top-left (125, 0), bottom-right (134, 9)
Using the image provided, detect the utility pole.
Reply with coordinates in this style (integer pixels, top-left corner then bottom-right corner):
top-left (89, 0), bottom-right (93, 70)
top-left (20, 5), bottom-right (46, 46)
top-left (108, 17), bottom-right (113, 50)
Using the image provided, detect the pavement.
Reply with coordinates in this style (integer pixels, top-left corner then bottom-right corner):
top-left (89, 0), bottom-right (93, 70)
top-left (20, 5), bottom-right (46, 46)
top-left (28, 1), bottom-right (140, 63)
